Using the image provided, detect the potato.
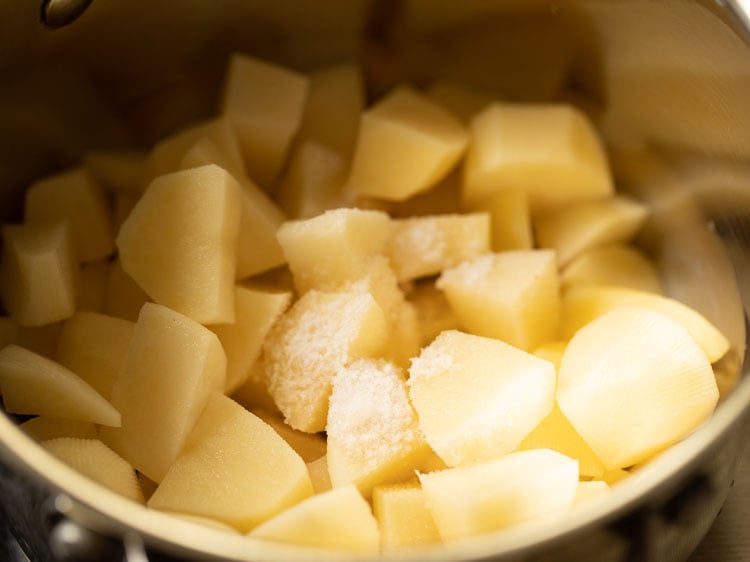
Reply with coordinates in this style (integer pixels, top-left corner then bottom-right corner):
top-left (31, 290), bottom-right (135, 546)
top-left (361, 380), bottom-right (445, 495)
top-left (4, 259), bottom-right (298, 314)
top-left (372, 483), bottom-right (441, 548)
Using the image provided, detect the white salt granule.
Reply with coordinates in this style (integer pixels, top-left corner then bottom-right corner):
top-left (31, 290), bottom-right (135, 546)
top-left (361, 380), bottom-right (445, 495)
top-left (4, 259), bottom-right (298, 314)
top-left (408, 344), bottom-right (456, 383)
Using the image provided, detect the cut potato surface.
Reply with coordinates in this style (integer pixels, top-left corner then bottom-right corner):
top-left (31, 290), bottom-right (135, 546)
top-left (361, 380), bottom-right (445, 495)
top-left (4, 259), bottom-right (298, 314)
top-left (307, 455), bottom-right (333, 494)
top-left (252, 408), bottom-right (327, 464)
top-left (557, 306), bottom-right (718, 469)
top-left (373, 483), bottom-right (441, 548)
top-left (116, 164), bottom-right (241, 325)
top-left (327, 359), bottom-right (429, 496)
top-left (148, 392), bottom-right (313, 532)
top-left (0, 222), bottom-right (79, 327)
top-left (561, 285), bottom-right (731, 363)
top-left (437, 250), bottom-right (560, 351)
top-left (20, 417), bottom-right (97, 441)
top-left (419, 449), bottom-right (579, 541)
top-left (561, 244), bottom-right (663, 294)
top-left (248, 484), bottom-right (379, 552)
top-left (0, 316), bottom-right (62, 358)
top-left (42, 438), bottom-right (143, 502)
top-left (0, 345), bottom-right (120, 427)
top-left (469, 188), bottom-right (534, 251)
top-left (409, 330), bottom-right (556, 467)
top-left (346, 86), bottom-right (468, 201)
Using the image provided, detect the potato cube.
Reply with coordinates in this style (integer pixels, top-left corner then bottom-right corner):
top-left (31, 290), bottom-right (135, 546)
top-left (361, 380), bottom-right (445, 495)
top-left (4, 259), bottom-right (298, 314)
top-left (345, 86), bottom-right (468, 201)
top-left (222, 53), bottom-right (309, 189)
top-left (307, 455), bottom-right (332, 494)
top-left (55, 311), bottom-right (135, 400)
top-left (210, 286), bottom-right (291, 394)
top-left (469, 188), bottom-right (534, 251)
top-left (277, 208), bottom-right (391, 293)
top-left (0, 222), bottom-right (78, 327)
top-left (372, 483), bottom-right (441, 548)
top-left (406, 282), bottom-right (459, 347)
top-left (148, 393), bottom-right (313, 532)
top-left (0, 316), bottom-right (62, 357)
top-left (99, 303), bottom-right (226, 482)
top-left (557, 306), bottom-right (719, 469)
top-left (534, 196), bottom-right (649, 266)
top-left (561, 285), bottom-right (730, 363)
top-left (84, 150), bottom-right (147, 195)
top-left (78, 259), bottom-right (109, 313)
top-left (20, 417), bottom-right (97, 441)
top-left (295, 63), bottom-right (365, 160)
top-left (390, 171), bottom-right (462, 219)
top-left (463, 103), bottom-right (613, 210)
top-left (24, 167), bottom-right (115, 263)
top-left (103, 259), bottom-right (151, 322)
top-left (418, 449), bottom-right (579, 541)
top-left (248, 485), bottom-right (379, 552)
top-left (116, 164), bottom-right (241, 325)
top-left (252, 409), bottom-right (326, 464)
top-left (230, 354), bottom-right (281, 416)
top-left (437, 250), bottom-right (560, 351)
top-left (426, 80), bottom-right (494, 123)
top-left (264, 289), bottom-right (388, 432)
top-left (561, 244), bottom-right (662, 294)
top-left (0, 345), bottom-right (120, 426)
top-left (327, 359), bottom-right (429, 496)
top-left (408, 330), bottom-right (556, 466)
top-left (42, 438), bottom-right (143, 502)
top-left (385, 213), bottom-right (490, 282)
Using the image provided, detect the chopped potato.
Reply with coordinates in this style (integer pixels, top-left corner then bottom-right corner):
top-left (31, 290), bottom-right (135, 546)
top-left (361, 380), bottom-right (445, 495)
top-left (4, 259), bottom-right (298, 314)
top-left (372, 483), bottom-right (442, 548)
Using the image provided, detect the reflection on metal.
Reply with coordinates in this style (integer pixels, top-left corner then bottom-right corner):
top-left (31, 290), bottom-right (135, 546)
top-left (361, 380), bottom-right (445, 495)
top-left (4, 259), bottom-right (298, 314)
top-left (40, 0), bottom-right (93, 28)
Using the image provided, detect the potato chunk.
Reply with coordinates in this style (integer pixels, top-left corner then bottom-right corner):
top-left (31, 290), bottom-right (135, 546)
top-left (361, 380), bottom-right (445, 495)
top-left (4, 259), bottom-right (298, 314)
top-left (264, 289), bottom-right (388, 432)
top-left (469, 188), bottom-right (534, 251)
top-left (20, 417), bottom-right (97, 441)
top-left (116, 164), bottom-right (241, 324)
top-left (148, 393), bottom-right (313, 532)
top-left (42, 438), bottom-right (143, 502)
top-left (385, 213), bottom-right (490, 282)
top-left (408, 330), bottom-right (555, 466)
top-left (24, 167), bottom-right (115, 263)
top-left (463, 103), bottom-right (613, 210)
top-left (55, 311), bottom-right (135, 400)
top-left (373, 483), bottom-right (441, 549)
top-left (437, 250), bottom-right (560, 351)
top-left (99, 303), bottom-right (226, 482)
top-left (561, 244), bottom-right (662, 294)
top-left (222, 53), bottom-right (309, 189)
top-left (419, 449), bottom-right (579, 541)
top-left (327, 359), bottom-right (429, 496)
top-left (0, 345), bottom-right (120, 426)
top-left (249, 485), bottom-right (379, 552)
top-left (346, 86), bottom-right (468, 201)
top-left (557, 306), bottom-right (718, 469)
top-left (0, 222), bottom-right (78, 326)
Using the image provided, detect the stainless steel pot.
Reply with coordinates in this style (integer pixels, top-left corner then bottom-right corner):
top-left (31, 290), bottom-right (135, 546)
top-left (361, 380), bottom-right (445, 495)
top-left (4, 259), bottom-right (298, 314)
top-left (1, 1), bottom-right (750, 561)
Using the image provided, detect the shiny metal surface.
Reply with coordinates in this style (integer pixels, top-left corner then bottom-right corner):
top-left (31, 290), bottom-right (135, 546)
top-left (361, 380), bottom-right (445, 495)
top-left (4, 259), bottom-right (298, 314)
top-left (1, 1), bottom-right (750, 561)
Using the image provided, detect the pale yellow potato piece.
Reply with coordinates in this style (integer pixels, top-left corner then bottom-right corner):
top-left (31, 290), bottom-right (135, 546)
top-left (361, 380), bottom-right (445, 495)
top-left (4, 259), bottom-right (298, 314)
top-left (390, 170), bottom-right (462, 219)
top-left (519, 403), bottom-right (606, 479)
top-left (210, 286), bottom-right (291, 394)
top-left (426, 80), bottom-right (494, 123)
top-left (222, 53), bottom-right (309, 189)
top-left (601, 468), bottom-right (630, 486)
top-left (230, 354), bottom-right (281, 416)
top-left (437, 250), bottom-right (560, 352)
top-left (252, 408), bottom-right (327, 464)
top-left (55, 311), bottom-right (135, 400)
top-left (469, 188), bottom-right (533, 251)
top-left (112, 193), bottom-right (144, 235)
top-left (78, 259), bottom-right (109, 313)
top-left (557, 306), bottom-right (719, 470)
top-left (346, 86), bottom-right (468, 201)
top-left (561, 285), bottom-right (731, 363)
top-left (385, 213), bottom-right (490, 282)
top-left (0, 222), bottom-right (78, 327)
top-left (20, 417), bottom-right (97, 441)
top-left (248, 484), bottom-right (379, 552)
top-left (148, 393), bottom-right (313, 532)
top-left (99, 303), bottom-right (226, 482)
top-left (84, 149), bottom-right (147, 195)
top-left (574, 481), bottom-right (611, 505)
top-left (419, 449), bottom-right (579, 541)
top-left (463, 103), bottom-right (613, 210)
top-left (532, 340), bottom-right (567, 370)
top-left (103, 259), bottom-right (151, 322)
top-left (0, 345), bottom-right (120, 427)
top-left (277, 208), bottom-right (391, 293)
top-left (534, 196), bottom-right (649, 266)
top-left (408, 330), bottom-right (556, 466)
top-left (0, 316), bottom-right (62, 358)
top-left (372, 483), bottom-right (441, 549)
top-left (146, 118), bottom-right (245, 182)
top-left (264, 289), bottom-right (388, 432)
top-left (24, 167), bottom-right (115, 263)
top-left (307, 455), bottom-right (332, 494)
top-left (277, 141), bottom-right (348, 220)
top-left (327, 359), bottom-right (430, 496)
top-left (295, 63), bottom-right (364, 160)
top-left (561, 244), bottom-right (662, 294)
top-left (116, 164), bottom-right (241, 325)
top-left (42, 438), bottom-right (143, 503)
top-left (406, 281), bottom-right (459, 347)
